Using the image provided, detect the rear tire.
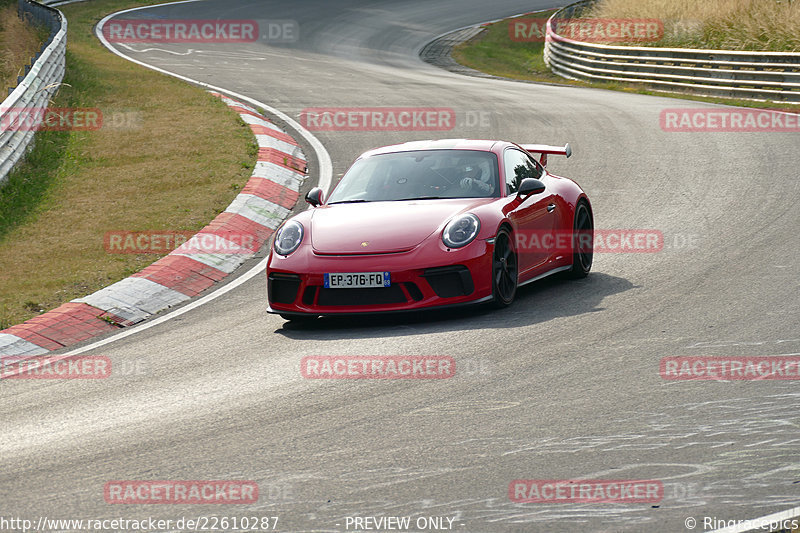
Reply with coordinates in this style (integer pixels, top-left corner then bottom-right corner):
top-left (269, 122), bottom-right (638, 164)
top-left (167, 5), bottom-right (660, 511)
top-left (491, 228), bottom-right (518, 308)
top-left (566, 200), bottom-right (593, 279)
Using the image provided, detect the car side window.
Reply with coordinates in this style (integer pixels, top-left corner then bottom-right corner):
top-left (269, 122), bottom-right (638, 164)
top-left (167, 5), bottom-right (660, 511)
top-left (503, 149), bottom-right (543, 194)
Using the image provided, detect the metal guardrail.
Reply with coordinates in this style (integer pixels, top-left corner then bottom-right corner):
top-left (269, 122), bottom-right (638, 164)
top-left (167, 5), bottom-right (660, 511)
top-left (544, 0), bottom-right (800, 103)
top-left (38, 0), bottom-right (84, 6)
top-left (0, 0), bottom-right (67, 186)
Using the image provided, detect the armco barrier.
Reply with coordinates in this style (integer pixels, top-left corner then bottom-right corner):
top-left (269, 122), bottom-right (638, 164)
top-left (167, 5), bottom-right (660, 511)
top-left (544, 0), bottom-right (800, 103)
top-left (0, 0), bottom-right (67, 186)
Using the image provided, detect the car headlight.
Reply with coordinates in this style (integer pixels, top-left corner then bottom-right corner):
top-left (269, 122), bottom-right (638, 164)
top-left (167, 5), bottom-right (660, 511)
top-left (274, 220), bottom-right (304, 256)
top-left (442, 213), bottom-right (480, 248)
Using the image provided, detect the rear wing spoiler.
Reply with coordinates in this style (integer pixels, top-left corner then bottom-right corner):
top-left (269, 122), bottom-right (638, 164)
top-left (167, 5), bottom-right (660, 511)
top-left (520, 143), bottom-right (572, 167)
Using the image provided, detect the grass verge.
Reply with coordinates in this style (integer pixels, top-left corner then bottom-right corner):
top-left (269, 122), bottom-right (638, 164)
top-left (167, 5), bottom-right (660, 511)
top-left (452, 10), bottom-right (564, 84)
top-left (586, 0), bottom-right (800, 51)
top-left (0, 0), bottom-right (257, 328)
top-left (452, 9), bottom-right (800, 110)
top-left (0, 0), bottom-right (50, 93)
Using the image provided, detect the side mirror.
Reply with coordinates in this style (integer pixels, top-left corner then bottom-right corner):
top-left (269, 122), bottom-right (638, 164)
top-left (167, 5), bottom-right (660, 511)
top-left (517, 178), bottom-right (545, 197)
top-left (305, 187), bottom-right (324, 207)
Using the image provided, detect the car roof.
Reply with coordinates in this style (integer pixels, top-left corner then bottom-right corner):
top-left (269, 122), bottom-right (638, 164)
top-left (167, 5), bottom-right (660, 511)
top-left (359, 139), bottom-right (508, 158)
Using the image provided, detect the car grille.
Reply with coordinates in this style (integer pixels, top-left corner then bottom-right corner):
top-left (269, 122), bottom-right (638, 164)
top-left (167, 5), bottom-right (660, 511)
top-left (268, 273), bottom-right (301, 304)
top-left (422, 265), bottom-right (474, 298)
top-left (317, 285), bottom-right (409, 306)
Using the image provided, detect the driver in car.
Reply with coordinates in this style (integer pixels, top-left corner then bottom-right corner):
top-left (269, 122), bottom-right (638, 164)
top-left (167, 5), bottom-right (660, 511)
top-left (457, 158), bottom-right (494, 195)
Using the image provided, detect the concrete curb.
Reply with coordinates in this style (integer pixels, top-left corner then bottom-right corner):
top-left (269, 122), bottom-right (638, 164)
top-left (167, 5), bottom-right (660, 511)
top-left (0, 92), bottom-right (307, 355)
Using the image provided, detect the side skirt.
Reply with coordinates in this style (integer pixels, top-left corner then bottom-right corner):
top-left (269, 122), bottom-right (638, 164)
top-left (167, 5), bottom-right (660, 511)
top-left (518, 265), bottom-right (572, 288)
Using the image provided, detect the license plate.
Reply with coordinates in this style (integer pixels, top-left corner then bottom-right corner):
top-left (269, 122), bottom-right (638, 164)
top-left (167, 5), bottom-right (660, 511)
top-left (324, 272), bottom-right (390, 289)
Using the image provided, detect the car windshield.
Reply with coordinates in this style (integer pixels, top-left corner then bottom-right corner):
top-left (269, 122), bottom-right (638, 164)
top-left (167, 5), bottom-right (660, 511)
top-left (326, 149), bottom-right (500, 204)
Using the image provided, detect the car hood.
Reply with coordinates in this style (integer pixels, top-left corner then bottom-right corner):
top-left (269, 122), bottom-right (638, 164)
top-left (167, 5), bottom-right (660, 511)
top-left (310, 199), bottom-right (491, 254)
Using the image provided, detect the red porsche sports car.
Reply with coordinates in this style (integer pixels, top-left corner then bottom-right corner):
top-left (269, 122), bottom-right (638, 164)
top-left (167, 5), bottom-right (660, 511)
top-left (266, 139), bottom-right (593, 320)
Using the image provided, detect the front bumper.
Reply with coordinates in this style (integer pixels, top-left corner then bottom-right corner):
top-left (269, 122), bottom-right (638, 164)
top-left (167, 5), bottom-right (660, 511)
top-left (266, 239), bottom-right (494, 316)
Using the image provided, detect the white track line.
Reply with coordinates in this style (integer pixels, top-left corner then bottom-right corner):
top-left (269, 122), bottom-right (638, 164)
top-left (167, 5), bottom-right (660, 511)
top-left (63, 255), bottom-right (270, 355)
top-left (94, 1), bottom-right (331, 193)
top-left (707, 505), bottom-right (800, 533)
top-left (59, 0), bottom-right (332, 356)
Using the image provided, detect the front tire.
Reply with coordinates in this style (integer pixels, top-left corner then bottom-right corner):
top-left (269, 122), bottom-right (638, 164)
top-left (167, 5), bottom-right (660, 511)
top-left (566, 200), bottom-right (593, 279)
top-left (491, 228), bottom-right (518, 308)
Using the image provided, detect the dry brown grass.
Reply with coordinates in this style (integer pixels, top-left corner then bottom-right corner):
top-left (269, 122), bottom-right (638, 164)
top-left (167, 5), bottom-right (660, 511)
top-left (0, 3), bottom-right (48, 92)
top-left (0, 0), bottom-right (256, 327)
top-left (587, 0), bottom-right (800, 50)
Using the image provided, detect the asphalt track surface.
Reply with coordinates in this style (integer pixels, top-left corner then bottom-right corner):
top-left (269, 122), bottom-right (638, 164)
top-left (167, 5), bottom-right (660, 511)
top-left (2, 1), bottom-right (800, 532)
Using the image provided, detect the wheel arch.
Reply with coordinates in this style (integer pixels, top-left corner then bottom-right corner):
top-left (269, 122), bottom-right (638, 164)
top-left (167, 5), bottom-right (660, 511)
top-left (494, 220), bottom-right (516, 248)
top-left (575, 194), bottom-right (594, 226)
